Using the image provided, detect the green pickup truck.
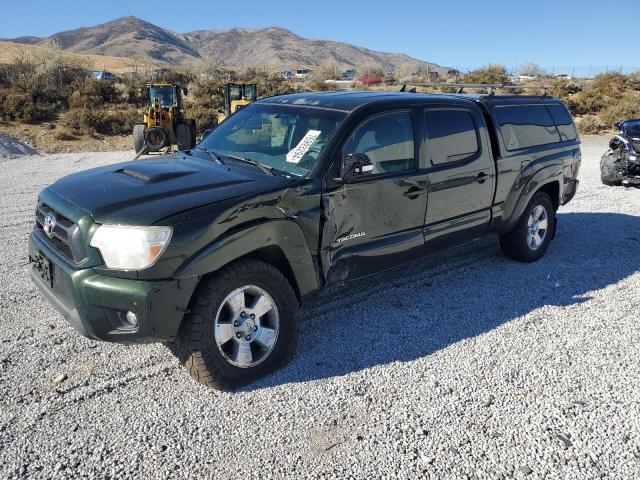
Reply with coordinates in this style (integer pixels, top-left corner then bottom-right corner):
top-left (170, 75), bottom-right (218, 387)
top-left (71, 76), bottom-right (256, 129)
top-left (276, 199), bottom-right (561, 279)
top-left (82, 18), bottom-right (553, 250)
top-left (29, 91), bottom-right (581, 389)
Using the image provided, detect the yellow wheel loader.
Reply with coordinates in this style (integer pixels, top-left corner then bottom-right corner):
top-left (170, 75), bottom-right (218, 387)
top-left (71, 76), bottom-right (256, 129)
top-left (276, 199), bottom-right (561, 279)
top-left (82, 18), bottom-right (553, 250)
top-left (133, 84), bottom-right (196, 154)
top-left (217, 83), bottom-right (257, 124)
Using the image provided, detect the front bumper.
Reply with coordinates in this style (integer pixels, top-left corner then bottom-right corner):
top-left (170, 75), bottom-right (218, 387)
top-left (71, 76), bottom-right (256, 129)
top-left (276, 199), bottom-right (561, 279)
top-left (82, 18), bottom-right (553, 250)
top-left (29, 231), bottom-right (198, 344)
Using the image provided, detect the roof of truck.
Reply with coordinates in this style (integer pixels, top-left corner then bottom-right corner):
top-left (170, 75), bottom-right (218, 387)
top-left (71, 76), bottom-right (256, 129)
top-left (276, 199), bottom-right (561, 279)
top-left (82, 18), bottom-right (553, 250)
top-left (258, 90), bottom-right (563, 112)
top-left (258, 91), bottom-right (478, 112)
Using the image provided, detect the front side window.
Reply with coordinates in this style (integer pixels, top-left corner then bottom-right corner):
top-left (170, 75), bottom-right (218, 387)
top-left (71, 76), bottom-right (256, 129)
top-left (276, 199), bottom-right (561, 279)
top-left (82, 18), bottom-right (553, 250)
top-left (425, 109), bottom-right (479, 165)
top-left (199, 104), bottom-right (346, 177)
top-left (343, 112), bottom-right (415, 175)
top-left (496, 105), bottom-right (561, 150)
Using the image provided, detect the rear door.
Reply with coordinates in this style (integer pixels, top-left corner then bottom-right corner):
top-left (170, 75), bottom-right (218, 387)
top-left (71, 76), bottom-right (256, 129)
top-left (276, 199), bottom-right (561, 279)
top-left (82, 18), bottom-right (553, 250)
top-left (321, 109), bottom-right (429, 284)
top-left (422, 106), bottom-right (496, 253)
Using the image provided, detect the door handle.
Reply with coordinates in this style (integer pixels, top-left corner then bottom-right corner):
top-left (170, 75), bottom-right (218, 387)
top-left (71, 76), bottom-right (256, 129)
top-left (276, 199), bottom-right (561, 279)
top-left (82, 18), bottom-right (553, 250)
top-left (403, 187), bottom-right (425, 198)
top-left (475, 172), bottom-right (488, 184)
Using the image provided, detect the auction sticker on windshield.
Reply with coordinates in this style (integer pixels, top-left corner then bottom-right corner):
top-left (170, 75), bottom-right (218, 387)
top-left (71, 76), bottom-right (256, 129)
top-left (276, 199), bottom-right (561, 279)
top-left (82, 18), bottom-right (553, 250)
top-left (286, 130), bottom-right (321, 164)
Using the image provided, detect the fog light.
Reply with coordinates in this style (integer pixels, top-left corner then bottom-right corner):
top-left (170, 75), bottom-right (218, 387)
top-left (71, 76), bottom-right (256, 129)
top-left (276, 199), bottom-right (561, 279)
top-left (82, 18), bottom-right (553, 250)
top-left (125, 311), bottom-right (138, 327)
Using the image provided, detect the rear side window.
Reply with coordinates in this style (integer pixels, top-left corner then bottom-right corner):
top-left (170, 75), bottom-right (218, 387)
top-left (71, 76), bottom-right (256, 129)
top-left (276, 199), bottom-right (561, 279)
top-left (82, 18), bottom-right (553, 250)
top-left (547, 104), bottom-right (578, 141)
top-left (495, 105), bottom-right (561, 150)
top-left (425, 109), bottom-right (479, 164)
top-left (343, 111), bottom-right (415, 174)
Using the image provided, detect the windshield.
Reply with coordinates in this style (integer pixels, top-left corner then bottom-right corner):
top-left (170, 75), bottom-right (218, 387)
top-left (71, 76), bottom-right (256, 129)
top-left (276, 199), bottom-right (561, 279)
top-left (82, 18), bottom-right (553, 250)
top-left (199, 104), bottom-right (346, 177)
top-left (149, 87), bottom-right (175, 108)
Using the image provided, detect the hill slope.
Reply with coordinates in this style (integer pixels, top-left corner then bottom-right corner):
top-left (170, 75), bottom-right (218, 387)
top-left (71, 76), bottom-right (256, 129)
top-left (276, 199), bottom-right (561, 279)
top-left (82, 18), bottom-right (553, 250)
top-left (4, 16), bottom-right (447, 73)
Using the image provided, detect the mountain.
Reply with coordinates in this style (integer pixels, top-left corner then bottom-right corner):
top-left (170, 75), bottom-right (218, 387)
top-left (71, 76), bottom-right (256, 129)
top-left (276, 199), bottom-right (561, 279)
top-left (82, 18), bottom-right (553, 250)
top-left (5, 16), bottom-right (447, 73)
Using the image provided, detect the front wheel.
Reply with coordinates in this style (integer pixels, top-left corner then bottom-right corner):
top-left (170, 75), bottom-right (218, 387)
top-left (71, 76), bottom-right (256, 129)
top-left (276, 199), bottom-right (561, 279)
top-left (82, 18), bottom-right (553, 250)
top-left (175, 259), bottom-right (300, 390)
top-left (499, 192), bottom-right (555, 262)
top-left (176, 123), bottom-right (192, 151)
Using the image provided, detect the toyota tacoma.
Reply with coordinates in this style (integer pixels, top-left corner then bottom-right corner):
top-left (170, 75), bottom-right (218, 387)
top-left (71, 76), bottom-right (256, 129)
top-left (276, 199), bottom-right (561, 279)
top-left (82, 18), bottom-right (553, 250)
top-left (29, 91), bottom-right (581, 389)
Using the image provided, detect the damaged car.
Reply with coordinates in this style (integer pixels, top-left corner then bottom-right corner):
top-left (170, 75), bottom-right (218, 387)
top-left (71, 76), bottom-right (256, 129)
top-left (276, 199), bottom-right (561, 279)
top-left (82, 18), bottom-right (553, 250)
top-left (601, 119), bottom-right (640, 187)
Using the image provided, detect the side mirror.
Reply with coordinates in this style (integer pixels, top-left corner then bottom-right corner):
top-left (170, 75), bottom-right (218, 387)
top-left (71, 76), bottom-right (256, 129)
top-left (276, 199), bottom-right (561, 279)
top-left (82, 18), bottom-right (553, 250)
top-left (182, 87), bottom-right (188, 96)
top-left (341, 153), bottom-right (373, 182)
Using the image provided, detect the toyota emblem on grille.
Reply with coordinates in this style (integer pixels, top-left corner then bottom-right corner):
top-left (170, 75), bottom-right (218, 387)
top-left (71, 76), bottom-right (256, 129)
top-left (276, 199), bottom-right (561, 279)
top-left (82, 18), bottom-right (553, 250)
top-left (43, 214), bottom-right (56, 238)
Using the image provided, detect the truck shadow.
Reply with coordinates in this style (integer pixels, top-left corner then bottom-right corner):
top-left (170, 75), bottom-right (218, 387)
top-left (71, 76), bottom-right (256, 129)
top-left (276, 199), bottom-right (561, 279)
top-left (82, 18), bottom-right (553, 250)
top-left (247, 212), bottom-right (640, 390)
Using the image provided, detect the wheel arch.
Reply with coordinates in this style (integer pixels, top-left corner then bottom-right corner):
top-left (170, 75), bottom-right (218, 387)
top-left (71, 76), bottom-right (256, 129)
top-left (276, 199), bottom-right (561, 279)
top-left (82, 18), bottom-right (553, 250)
top-left (175, 220), bottom-right (320, 307)
top-left (499, 168), bottom-right (562, 234)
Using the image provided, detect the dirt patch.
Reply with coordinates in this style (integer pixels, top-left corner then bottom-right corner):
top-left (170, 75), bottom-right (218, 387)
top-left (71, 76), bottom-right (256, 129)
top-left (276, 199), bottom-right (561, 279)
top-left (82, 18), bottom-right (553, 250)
top-left (0, 122), bottom-right (132, 154)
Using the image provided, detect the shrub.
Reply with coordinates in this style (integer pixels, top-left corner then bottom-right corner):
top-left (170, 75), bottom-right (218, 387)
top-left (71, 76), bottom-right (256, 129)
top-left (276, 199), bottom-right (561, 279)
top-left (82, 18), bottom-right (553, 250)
top-left (244, 67), bottom-right (293, 98)
top-left (187, 104), bottom-right (219, 132)
top-left (2, 90), bottom-right (57, 123)
top-left (53, 128), bottom-right (77, 141)
top-left (577, 115), bottom-right (604, 134)
top-left (68, 77), bottom-right (120, 109)
top-left (461, 64), bottom-right (511, 84)
top-left (598, 92), bottom-right (640, 129)
top-left (61, 107), bottom-right (137, 135)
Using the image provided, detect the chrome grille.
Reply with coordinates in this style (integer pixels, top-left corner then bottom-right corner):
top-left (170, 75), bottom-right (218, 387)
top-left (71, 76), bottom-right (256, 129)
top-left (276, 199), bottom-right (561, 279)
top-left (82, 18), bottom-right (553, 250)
top-left (34, 204), bottom-right (82, 262)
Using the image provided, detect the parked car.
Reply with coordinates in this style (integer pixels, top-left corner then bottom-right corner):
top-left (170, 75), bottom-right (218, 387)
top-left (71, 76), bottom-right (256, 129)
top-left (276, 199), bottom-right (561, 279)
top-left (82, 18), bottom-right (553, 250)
top-left (295, 68), bottom-right (311, 79)
top-left (341, 69), bottom-right (356, 80)
top-left (29, 91), bottom-right (581, 390)
top-left (89, 70), bottom-right (116, 82)
top-left (601, 119), bottom-right (640, 187)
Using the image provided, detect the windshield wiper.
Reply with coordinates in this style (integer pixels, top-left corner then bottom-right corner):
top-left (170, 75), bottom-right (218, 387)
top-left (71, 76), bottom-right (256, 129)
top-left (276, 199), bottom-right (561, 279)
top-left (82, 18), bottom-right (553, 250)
top-left (223, 153), bottom-right (274, 176)
top-left (196, 147), bottom-right (225, 165)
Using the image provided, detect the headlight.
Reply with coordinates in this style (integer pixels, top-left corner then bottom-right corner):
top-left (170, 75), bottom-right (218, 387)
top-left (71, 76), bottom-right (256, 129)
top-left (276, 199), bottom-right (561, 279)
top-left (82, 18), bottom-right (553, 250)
top-left (90, 225), bottom-right (172, 270)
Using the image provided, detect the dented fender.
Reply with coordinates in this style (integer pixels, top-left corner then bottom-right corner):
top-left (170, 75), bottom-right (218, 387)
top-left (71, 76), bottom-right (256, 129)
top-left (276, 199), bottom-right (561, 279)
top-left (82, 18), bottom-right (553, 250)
top-left (174, 219), bottom-right (320, 300)
top-left (498, 162), bottom-right (563, 234)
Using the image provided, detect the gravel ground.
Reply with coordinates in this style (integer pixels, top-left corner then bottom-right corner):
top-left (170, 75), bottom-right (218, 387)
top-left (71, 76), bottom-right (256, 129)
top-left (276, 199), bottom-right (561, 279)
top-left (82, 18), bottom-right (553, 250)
top-left (1, 136), bottom-right (639, 479)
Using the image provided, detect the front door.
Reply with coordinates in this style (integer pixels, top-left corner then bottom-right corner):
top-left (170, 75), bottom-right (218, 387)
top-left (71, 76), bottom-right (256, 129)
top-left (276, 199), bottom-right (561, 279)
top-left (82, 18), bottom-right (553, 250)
top-left (422, 107), bottom-right (496, 253)
top-left (321, 110), bottom-right (428, 285)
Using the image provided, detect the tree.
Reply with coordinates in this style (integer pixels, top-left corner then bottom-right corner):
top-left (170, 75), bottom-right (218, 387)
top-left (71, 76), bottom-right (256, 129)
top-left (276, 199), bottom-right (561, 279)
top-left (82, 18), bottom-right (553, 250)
top-left (519, 61), bottom-right (546, 77)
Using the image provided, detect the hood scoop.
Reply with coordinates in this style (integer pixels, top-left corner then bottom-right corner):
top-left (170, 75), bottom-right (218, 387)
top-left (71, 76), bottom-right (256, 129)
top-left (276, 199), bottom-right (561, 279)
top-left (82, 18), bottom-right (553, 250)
top-left (115, 162), bottom-right (196, 184)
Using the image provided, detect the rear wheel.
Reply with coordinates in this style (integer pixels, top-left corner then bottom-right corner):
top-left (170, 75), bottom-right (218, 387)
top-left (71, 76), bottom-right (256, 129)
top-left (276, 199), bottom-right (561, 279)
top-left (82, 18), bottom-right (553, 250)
top-left (133, 124), bottom-right (146, 153)
top-left (176, 123), bottom-right (192, 151)
top-left (499, 192), bottom-right (555, 262)
top-left (175, 259), bottom-right (300, 390)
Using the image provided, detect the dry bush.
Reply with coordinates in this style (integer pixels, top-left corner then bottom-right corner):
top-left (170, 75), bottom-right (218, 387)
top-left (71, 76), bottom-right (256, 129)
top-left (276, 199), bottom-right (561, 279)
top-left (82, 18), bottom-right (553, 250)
top-left (598, 92), bottom-right (640, 128)
top-left (244, 67), bottom-right (294, 97)
top-left (68, 77), bottom-right (121, 109)
top-left (53, 128), bottom-right (77, 141)
top-left (61, 107), bottom-right (137, 135)
top-left (577, 115), bottom-right (604, 134)
top-left (461, 64), bottom-right (511, 84)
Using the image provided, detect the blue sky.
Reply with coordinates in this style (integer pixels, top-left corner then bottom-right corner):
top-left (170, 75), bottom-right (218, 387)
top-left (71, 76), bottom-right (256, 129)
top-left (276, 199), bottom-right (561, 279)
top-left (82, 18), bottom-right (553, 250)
top-left (1, 0), bottom-right (636, 73)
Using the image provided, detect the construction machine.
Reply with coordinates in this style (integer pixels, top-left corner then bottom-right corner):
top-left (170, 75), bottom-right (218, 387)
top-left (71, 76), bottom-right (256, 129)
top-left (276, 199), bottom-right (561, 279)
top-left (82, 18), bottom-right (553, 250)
top-left (133, 83), bottom-right (196, 154)
top-left (217, 83), bottom-right (258, 124)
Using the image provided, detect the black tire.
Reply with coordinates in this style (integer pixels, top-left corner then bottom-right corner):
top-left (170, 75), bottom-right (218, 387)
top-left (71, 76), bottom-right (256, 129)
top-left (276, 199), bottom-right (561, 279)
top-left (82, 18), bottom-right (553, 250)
top-left (499, 192), bottom-right (555, 262)
top-left (133, 124), bottom-right (146, 153)
top-left (145, 126), bottom-right (167, 152)
top-left (176, 123), bottom-right (191, 151)
top-left (600, 153), bottom-right (621, 186)
top-left (175, 259), bottom-right (300, 390)
top-left (189, 122), bottom-right (197, 149)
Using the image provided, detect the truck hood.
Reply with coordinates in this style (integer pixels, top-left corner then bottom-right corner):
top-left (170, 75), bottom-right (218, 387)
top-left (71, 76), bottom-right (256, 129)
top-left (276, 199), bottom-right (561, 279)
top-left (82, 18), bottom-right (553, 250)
top-left (49, 152), bottom-right (293, 225)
